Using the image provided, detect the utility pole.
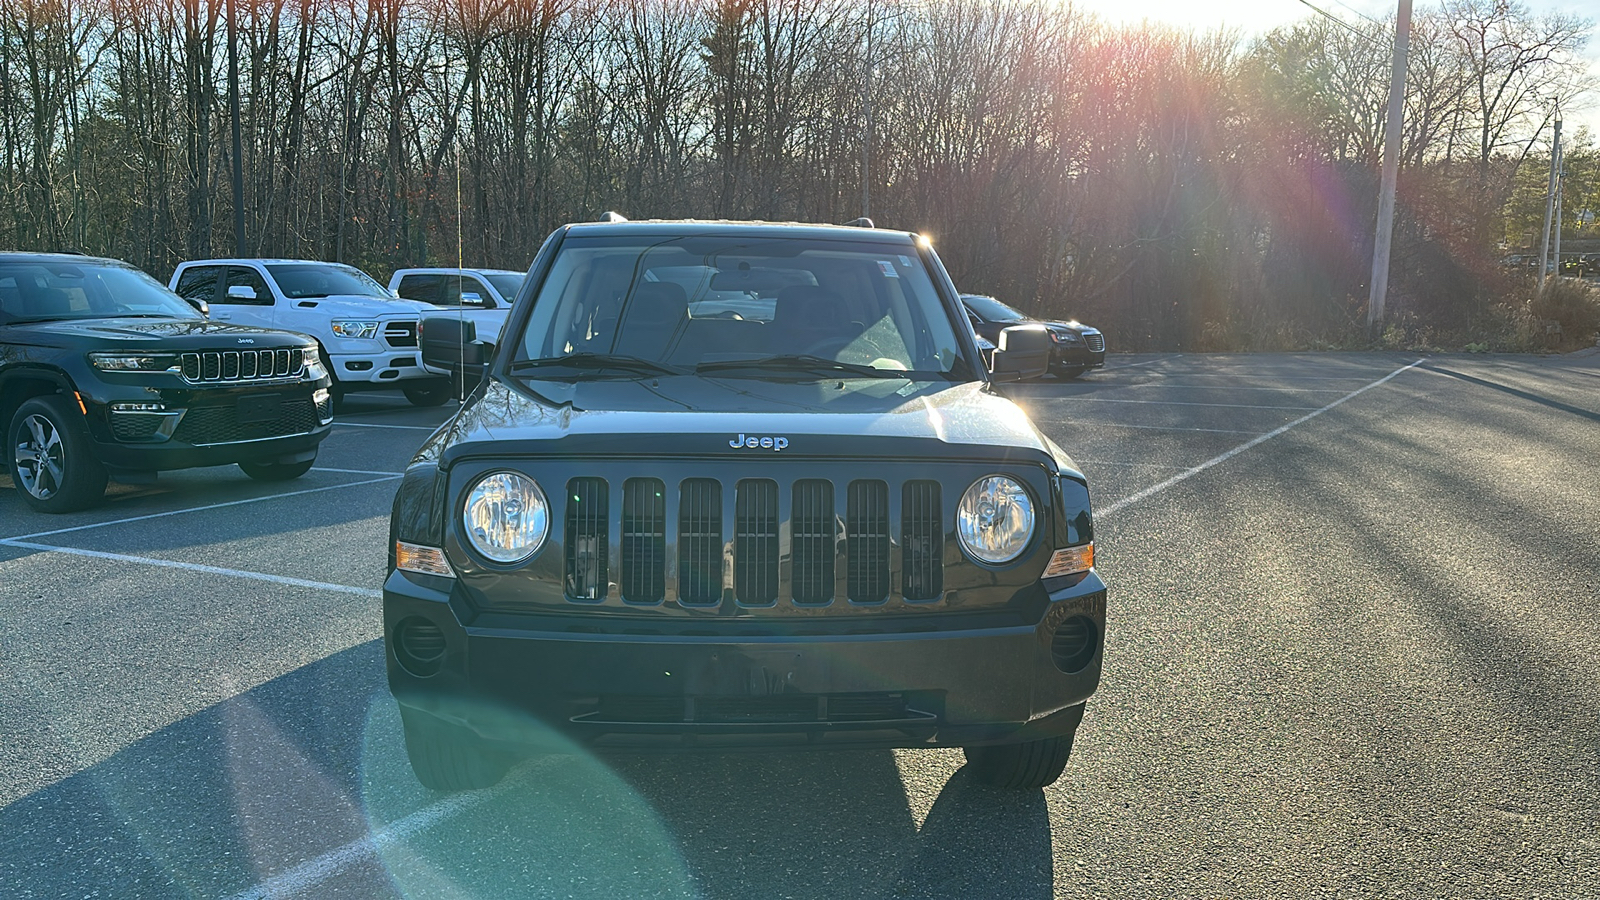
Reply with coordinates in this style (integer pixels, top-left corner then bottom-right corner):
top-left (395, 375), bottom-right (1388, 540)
top-left (227, 0), bottom-right (246, 256)
top-left (1367, 0), bottom-right (1412, 334)
top-left (862, 0), bottom-right (873, 220)
top-left (1537, 103), bottom-right (1561, 293)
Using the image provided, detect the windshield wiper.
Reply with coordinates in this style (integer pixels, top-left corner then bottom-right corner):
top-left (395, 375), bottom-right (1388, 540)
top-left (695, 354), bottom-right (909, 379)
top-left (510, 353), bottom-right (685, 376)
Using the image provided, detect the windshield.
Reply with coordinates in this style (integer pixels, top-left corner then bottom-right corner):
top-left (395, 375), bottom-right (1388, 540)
top-left (515, 234), bottom-right (970, 379)
top-left (266, 263), bottom-right (392, 300)
top-left (0, 261), bottom-right (201, 323)
top-left (485, 273), bottom-right (524, 301)
top-left (961, 294), bottom-right (1029, 323)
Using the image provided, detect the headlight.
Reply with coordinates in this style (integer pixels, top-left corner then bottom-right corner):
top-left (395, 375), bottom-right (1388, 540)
top-left (331, 320), bottom-right (379, 339)
top-left (957, 475), bottom-right (1035, 564)
top-left (302, 345), bottom-right (327, 378)
top-left (89, 352), bottom-right (179, 372)
top-left (463, 471), bottom-right (549, 563)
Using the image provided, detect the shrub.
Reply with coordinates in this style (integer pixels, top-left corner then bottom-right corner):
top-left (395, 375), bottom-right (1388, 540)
top-left (1529, 280), bottom-right (1600, 351)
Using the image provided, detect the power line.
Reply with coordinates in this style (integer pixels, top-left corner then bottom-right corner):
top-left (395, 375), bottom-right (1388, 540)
top-left (1295, 0), bottom-right (1385, 48)
top-left (1330, 0), bottom-right (1384, 26)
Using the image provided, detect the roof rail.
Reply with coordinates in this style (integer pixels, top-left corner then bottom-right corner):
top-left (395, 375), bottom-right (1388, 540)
top-left (597, 211), bottom-right (628, 223)
top-left (843, 217), bottom-right (874, 228)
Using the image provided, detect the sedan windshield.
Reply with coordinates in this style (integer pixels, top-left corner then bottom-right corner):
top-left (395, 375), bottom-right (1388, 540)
top-left (516, 234), bottom-right (971, 379)
top-left (0, 261), bottom-right (200, 323)
top-left (266, 263), bottom-right (392, 300)
top-left (961, 294), bottom-right (1030, 323)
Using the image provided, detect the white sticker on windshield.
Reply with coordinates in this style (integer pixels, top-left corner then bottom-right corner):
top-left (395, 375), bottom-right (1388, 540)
top-left (877, 260), bottom-right (899, 278)
top-left (898, 255), bottom-right (912, 267)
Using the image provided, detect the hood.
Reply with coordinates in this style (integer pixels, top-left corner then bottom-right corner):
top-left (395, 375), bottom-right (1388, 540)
top-left (15, 317), bottom-right (313, 349)
top-left (286, 294), bottom-right (431, 317)
top-left (425, 375), bottom-right (1075, 474)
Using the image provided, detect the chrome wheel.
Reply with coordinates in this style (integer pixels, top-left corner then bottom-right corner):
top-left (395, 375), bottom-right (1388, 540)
top-left (14, 413), bottom-right (65, 500)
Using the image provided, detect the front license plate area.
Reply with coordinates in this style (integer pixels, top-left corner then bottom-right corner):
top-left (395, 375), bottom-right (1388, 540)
top-left (236, 394), bottom-right (283, 424)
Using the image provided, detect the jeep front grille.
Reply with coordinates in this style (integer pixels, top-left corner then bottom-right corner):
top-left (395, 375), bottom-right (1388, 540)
top-left (677, 478), bottom-right (722, 606)
top-left (564, 478), bottom-right (608, 600)
top-left (734, 480), bottom-right (779, 605)
top-left (847, 480), bottom-right (891, 603)
top-left (901, 481), bottom-right (943, 601)
top-left (180, 349), bottom-right (303, 383)
top-left (1085, 332), bottom-right (1105, 353)
top-left (171, 399), bottom-right (317, 445)
top-left (621, 478), bottom-right (666, 603)
top-left (791, 480), bottom-right (834, 605)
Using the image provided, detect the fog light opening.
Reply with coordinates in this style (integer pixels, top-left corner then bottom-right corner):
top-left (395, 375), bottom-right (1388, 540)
top-left (394, 617), bottom-right (447, 677)
top-left (1050, 615), bottom-right (1099, 674)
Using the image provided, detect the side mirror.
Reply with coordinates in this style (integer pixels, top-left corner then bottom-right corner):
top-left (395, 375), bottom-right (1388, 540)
top-left (459, 291), bottom-right (486, 307)
top-left (227, 284), bottom-right (257, 301)
top-left (989, 324), bottom-right (1051, 382)
top-left (186, 297), bottom-right (210, 316)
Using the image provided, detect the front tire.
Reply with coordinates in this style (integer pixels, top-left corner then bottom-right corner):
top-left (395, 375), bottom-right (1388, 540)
top-left (238, 457), bottom-right (316, 481)
top-left (400, 707), bottom-right (512, 792)
top-left (403, 381), bottom-right (454, 407)
top-left (8, 395), bottom-right (108, 513)
top-left (963, 731), bottom-right (1077, 789)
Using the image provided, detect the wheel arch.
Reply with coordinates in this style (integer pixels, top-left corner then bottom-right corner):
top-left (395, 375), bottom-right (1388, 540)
top-left (1, 367), bottom-right (80, 457)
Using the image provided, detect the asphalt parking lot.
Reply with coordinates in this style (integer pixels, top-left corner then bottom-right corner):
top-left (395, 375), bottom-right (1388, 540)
top-left (3, 351), bottom-right (1597, 899)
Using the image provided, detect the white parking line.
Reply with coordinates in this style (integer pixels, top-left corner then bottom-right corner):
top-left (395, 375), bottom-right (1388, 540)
top-left (334, 422), bottom-right (438, 431)
top-left (1098, 358), bottom-right (1425, 518)
top-left (225, 759), bottom-right (547, 900)
top-left (1113, 383), bottom-right (1352, 393)
top-left (3, 475), bottom-right (402, 543)
top-left (1056, 397), bottom-right (1321, 411)
top-left (312, 467), bottom-right (407, 476)
top-left (1104, 355), bottom-right (1182, 369)
top-left (0, 539), bottom-right (382, 598)
top-left (1053, 422), bottom-right (1263, 435)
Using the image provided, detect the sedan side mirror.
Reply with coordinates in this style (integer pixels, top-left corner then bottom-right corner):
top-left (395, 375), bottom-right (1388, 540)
top-left (989, 324), bottom-right (1051, 382)
top-left (227, 284), bottom-right (257, 301)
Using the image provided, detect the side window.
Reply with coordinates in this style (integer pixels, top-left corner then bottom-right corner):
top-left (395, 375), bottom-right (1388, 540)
top-left (175, 266), bottom-right (223, 303)
top-left (220, 266), bottom-right (272, 305)
top-left (396, 273), bottom-right (441, 305)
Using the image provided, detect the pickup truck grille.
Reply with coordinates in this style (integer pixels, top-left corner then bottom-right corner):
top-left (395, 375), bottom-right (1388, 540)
top-left (549, 475), bottom-right (945, 608)
top-left (180, 349), bottom-right (303, 383)
top-left (384, 321), bottom-right (418, 347)
top-left (1084, 333), bottom-right (1105, 353)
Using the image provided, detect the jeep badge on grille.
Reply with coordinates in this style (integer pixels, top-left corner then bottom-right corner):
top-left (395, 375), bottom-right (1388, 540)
top-left (730, 433), bottom-right (788, 451)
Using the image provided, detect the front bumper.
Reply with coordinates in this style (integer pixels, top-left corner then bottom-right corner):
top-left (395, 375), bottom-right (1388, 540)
top-left (329, 350), bottom-right (435, 386)
top-left (385, 568), bottom-right (1106, 751)
top-left (79, 380), bottom-right (333, 472)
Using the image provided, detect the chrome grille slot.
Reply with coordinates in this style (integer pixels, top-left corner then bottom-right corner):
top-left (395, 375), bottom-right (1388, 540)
top-left (677, 479), bottom-right (722, 605)
top-left (179, 349), bottom-right (305, 384)
top-left (847, 480), bottom-right (890, 603)
top-left (902, 481), bottom-right (942, 601)
top-left (564, 478), bottom-right (608, 601)
top-left (791, 480), bottom-right (835, 605)
top-left (1085, 333), bottom-right (1105, 352)
top-left (621, 478), bottom-right (666, 603)
top-left (384, 321), bottom-right (418, 347)
top-left (734, 479), bottom-right (779, 605)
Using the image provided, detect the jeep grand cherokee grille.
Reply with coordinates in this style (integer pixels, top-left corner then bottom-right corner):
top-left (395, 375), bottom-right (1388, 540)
top-left (540, 476), bottom-right (945, 608)
top-left (172, 398), bottom-right (317, 445)
top-left (180, 349), bottom-right (303, 383)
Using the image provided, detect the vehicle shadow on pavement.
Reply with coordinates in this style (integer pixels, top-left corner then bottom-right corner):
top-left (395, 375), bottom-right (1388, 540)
top-left (1, 639), bottom-right (1054, 899)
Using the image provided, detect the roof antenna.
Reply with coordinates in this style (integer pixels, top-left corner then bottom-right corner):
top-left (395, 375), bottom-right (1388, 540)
top-left (598, 211), bottom-right (629, 223)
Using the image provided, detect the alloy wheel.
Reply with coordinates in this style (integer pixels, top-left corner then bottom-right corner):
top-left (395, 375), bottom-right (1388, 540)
top-left (14, 413), bottom-right (65, 500)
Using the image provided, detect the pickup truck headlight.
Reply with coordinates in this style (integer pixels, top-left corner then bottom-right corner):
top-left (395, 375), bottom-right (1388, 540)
top-left (957, 475), bottom-right (1035, 564)
top-left (463, 471), bottom-right (549, 563)
top-left (331, 320), bottom-right (379, 339)
top-left (89, 352), bottom-right (179, 372)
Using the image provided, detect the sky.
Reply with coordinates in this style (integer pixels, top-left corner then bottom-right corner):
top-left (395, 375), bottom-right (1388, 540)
top-left (1073, 0), bottom-right (1600, 138)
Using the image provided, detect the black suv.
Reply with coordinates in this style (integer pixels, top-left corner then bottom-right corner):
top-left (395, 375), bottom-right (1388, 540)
top-left (386, 221), bottom-right (1105, 791)
top-left (962, 293), bottom-right (1105, 379)
top-left (1, 253), bottom-right (334, 512)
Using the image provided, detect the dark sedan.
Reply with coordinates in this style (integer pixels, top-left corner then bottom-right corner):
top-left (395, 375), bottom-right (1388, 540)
top-left (961, 294), bottom-right (1104, 379)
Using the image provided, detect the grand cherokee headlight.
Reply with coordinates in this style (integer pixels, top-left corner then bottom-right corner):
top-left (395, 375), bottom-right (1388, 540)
top-left (463, 471), bottom-right (549, 563)
top-left (957, 475), bottom-right (1035, 564)
top-left (331, 320), bottom-right (379, 339)
top-left (89, 352), bottom-right (179, 372)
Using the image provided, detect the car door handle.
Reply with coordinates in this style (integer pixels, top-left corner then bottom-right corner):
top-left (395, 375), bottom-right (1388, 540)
top-left (212, 311), bottom-right (233, 319)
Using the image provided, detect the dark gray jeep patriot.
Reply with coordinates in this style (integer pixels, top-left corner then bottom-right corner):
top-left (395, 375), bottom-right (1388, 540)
top-left (385, 220), bottom-right (1105, 791)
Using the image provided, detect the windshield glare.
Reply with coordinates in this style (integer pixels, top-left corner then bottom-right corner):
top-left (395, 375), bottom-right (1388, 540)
top-left (517, 235), bottom-right (969, 378)
top-left (266, 263), bottom-right (391, 300)
top-left (0, 262), bottom-right (200, 323)
top-left (962, 294), bottom-right (1029, 323)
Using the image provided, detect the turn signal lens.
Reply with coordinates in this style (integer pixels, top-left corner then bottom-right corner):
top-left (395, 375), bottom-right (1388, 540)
top-left (1043, 543), bottom-right (1094, 578)
top-left (395, 540), bottom-right (456, 577)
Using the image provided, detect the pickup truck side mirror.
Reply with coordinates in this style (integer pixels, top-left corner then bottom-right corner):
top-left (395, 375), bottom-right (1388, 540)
top-left (185, 297), bottom-right (210, 316)
top-left (989, 324), bottom-right (1051, 382)
top-left (226, 284), bottom-right (257, 301)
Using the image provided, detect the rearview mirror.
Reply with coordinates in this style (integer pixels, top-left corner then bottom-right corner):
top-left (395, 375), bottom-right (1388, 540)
top-left (989, 324), bottom-right (1050, 382)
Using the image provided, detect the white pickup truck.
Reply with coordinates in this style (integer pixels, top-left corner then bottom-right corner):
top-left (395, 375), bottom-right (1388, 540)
top-left (388, 267), bottom-right (524, 383)
top-left (170, 259), bottom-right (454, 406)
